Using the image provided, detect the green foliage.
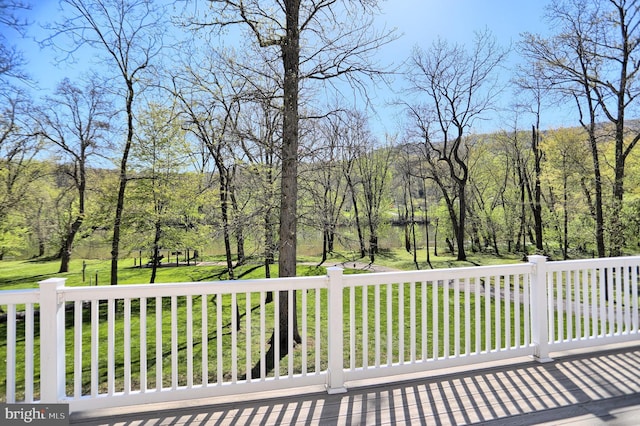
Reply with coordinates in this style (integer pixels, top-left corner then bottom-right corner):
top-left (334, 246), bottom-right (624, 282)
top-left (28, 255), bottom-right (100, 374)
top-left (0, 216), bottom-right (28, 258)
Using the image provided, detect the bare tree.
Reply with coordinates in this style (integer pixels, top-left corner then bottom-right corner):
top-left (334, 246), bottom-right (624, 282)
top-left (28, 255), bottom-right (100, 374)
top-left (394, 144), bottom-right (422, 268)
top-left (34, 77), bottom-right (111, 272)
top-left (492, 121), bottom-right (533, 255)
top-left (512, 62), bottom-right (554, 253)
top-left (521, 0), bottom-right (640, 256)
top-left (233, 79), bottom-right (282, 278)
top-left (406, 29), bottom-right (508, 261)
top-left (193, 0), bottom-right (395, 274)
top-left (302, 112), bottom-right (350, 264)
top-left (355, 131), bottom-right (393, 264)
top-left (45, 0), bottom-right (165, 284)
top-left (397, 137), bottom-right (439, 266)
top-left (0, 89), bottom-right (42, 259)
top-left (0, 90), bottom-right (31, 218)
top-left (171, 69), bottom-right (243, 280)
top-left (341, 117), bottom-right (368, 259)
top-left (0, 1), bottom-right (41, 257)
top-left (404, 104), bottom-right (461, 255)
top-left (191, 0), bottom-right (396, 376)
top-left (0, 0), bottom-right (30, 84)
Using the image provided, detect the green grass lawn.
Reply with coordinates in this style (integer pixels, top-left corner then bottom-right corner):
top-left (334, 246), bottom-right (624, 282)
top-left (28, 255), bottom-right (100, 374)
top-left (0, 249), bottom-right (530, 402)
top-left (0, 258), bottom-right (221, 290)
top-left (3, 285), bottom-right (527, 401)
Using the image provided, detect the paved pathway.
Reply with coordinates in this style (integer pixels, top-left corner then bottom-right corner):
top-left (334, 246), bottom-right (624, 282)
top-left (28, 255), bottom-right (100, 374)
top-left (70, 343), bottom-right (640, 425)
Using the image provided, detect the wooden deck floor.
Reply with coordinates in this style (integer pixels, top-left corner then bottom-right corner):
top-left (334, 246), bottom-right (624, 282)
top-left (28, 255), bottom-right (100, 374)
top-left (70, 343), bottom-right (640, 425)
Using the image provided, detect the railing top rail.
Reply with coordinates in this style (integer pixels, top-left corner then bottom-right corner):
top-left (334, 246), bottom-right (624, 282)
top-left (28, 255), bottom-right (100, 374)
top-left (546, 255), bottom-right (640, 271)
top-left (0, 288), bottom-right (40, 304)
top-left (5, 255), bottom-right (639, 303)
top-left (342, 262), bottom-right (533, 287)
top-left (59, 274), bottom-right (328, 301)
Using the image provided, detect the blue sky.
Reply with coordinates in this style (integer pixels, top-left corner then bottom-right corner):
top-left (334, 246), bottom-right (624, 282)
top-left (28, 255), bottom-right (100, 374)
top-left (5, 0), bottom-right (556, 133)
top-left (372, 0), bottom-right (557, 133)
top-left (380, 0), bottom-right (548, 47)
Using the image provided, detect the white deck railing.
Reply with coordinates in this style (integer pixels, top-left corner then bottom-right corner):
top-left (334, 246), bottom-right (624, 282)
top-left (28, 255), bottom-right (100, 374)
top-left (1, 255), bottom-right (639, 413)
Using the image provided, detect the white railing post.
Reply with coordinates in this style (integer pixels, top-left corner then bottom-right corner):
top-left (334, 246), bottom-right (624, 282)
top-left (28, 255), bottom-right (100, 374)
top-left (326, 267), bottom-right (346, 394)
top-left (528, 255), bottom-right (553, 362)
top-left (39, 278), bottom-right (67, 402)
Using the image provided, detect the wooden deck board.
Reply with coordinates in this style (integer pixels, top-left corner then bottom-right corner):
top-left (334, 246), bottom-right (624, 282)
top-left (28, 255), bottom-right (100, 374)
top-left (70, 343), bottom-right (640, 425)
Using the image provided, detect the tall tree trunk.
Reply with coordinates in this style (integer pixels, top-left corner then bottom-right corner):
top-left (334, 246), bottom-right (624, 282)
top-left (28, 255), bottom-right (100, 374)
top-left (264, 167), bottom-right (275, 305)
top-left (405, 224), bottom-right (412, 253)
top-left (321, 230), bottom-right (328, 264)
top-left (403, 198), bottom-right (411, 253)
top-left (264, 161), bottom-right (275, 280)
top-left (235, 223), bottom-right (245, 265)
top-left (590, 135), bottom-right (606, 258)
top-left (59, 216), bottom-right (83, 273)
top-left (348, 182), bottom-right (366, 258)
top-left (563, 168), bottom-right (569, 259)
top-left (111, 82), bottom-right (135, 285)
top-left (576, 85), bottom-right (606, 258)
top-left (149, 221), bottom-right (161, 284)
top-left (264, 208), bottom-right (274, 279)
top-left (424, 186), bottom-right (433, 266)
top-left (516, 159), bottom-right (527, 254)
top-left (367, 192), bottom-right (379, 263)
top-left (59, 162), bottom-right (86, 273)
top-left (253, 0), bottom-right (302, 379)
top-left (409, 189), bottom-right (418, 269)
top-left (327, 227), bottom-right (335, 252)
top-left (491, 227), bottom-right (499, 255)
top-left (279, 0), bottom-right (300, 279)
top-left (277, 0), bottom-right (301, 336)
top-left (368, 234), bottom-right (378, 263)
top-left (219, 172), bottom-right (235, 280)
top-left (456, 183), bottom-right (467, 261)
top-left (532, 125), bottom-right (544, 252)
top-left (433, 217), bottom-right (438, 257)
top-left (610, 117), bottom-right (626, 256)
top-left (229, 167), bottom-right (245, 265)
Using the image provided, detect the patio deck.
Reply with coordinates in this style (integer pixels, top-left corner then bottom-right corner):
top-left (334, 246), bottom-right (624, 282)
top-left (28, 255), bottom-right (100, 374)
top-left (69, 342), bottom-right (640, 425)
